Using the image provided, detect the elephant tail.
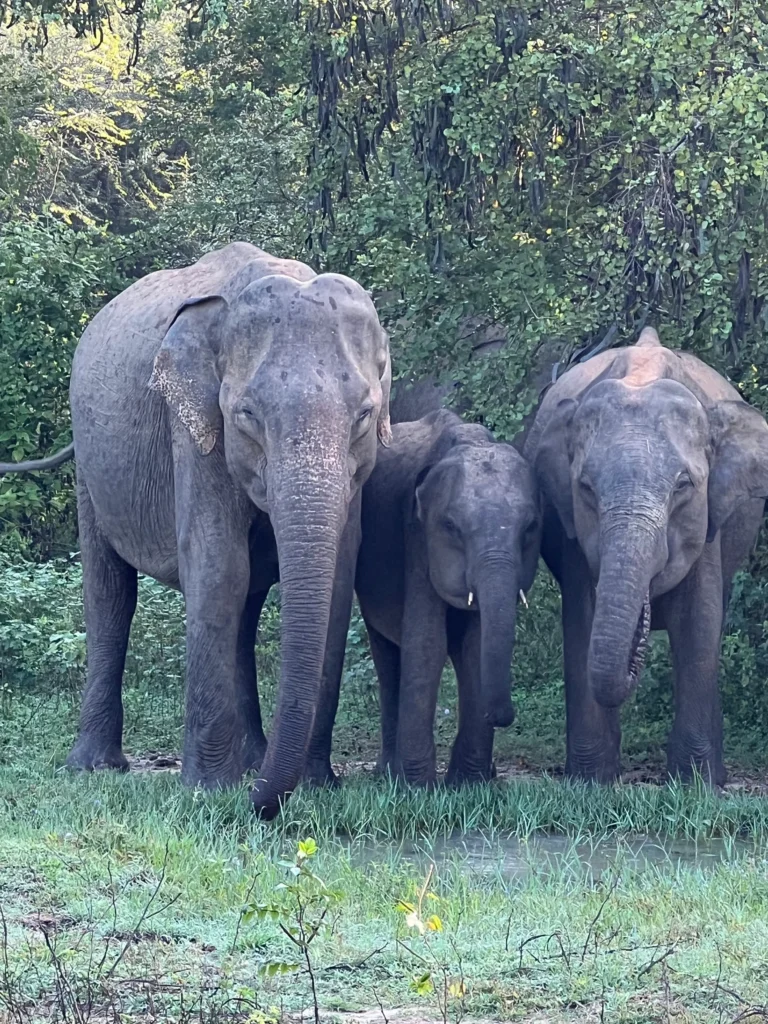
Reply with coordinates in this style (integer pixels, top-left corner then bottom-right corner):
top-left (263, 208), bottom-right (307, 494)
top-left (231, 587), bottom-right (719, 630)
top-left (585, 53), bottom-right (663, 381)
top-left (0, 440), bottom-right (75, 475)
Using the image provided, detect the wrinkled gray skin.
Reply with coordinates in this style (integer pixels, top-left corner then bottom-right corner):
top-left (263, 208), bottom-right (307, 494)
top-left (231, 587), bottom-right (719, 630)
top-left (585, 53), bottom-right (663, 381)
top-left (48, 242), bottom-right (390, 819)
top-left (349, 404), bottom-right (541, 786)
top-left (525, 327), bottom-right (768, 785)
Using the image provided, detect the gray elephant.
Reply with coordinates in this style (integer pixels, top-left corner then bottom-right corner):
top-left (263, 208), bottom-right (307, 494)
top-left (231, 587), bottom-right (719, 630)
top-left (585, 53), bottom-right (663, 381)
top-left (525, 326), bottom-right (768, 785)
top-left (3, 242), bottom-right (391, 818)
top-left (345, 398), bottom-right (541, 786)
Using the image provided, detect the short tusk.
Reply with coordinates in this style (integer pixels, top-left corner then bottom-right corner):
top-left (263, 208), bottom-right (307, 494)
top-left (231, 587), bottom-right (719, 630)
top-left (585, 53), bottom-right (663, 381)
top-left (519, 589), bottom-right (528, 609)
top-left (467, 591), bottom-right (474, 607)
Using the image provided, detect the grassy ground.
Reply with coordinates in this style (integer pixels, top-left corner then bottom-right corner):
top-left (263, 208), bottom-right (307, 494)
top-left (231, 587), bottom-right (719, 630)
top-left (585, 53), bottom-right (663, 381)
top-left (3, 563), bottom-right (768, 1022)
top-left (2, 696), bottom-right (768, 1023)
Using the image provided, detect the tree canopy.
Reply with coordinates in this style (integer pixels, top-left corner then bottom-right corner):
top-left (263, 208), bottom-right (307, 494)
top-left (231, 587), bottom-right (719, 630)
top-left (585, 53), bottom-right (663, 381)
top-left (3, 0), bottom-right (768, 546)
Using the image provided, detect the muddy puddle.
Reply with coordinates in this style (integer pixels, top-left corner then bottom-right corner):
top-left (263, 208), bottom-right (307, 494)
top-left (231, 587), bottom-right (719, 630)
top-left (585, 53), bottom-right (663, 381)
top-left (347, 831), bottom-right (760, 880)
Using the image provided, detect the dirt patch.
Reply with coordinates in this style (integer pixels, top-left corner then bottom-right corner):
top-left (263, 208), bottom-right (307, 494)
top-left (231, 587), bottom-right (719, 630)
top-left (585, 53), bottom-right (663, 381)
top-left (18, 912), bottom-right (76, 932)
top-left (126, 751), bottom-right (768, 794)
top-left (293, 1011), bottom-right (574, 1024)
top-left (129, 752), bottom-right (182, 774)
top-left (107, 929), bottom-right (215, 951)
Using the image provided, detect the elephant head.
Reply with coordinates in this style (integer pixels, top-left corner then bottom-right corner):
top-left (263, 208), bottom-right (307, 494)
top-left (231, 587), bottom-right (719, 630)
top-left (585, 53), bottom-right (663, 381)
top-left (534, 352), bottom-right (768, 711)
top-left (149, 268), bottom-right (390, 817)
top-left (414, 440), bottom-right (541, 727)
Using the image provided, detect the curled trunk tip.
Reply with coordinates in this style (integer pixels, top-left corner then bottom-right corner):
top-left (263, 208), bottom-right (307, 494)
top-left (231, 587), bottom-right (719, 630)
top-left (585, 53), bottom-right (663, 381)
top-left (591, 592), bottom-right (651, 709)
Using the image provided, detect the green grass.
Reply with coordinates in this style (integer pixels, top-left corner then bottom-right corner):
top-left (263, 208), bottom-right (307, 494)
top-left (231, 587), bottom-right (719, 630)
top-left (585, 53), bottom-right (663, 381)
top-left (2, 695), bottom-right (768, 1022)
top-left (3, 560), bottom-right (768, 1020)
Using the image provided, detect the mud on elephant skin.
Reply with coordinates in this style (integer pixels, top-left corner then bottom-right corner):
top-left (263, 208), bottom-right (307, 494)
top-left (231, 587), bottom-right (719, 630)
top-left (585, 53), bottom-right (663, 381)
top-left (345, 398), bottom-right (541, 787)
top-left (525, 326), bottom-right (768, 786)
top-left (6, 242), bottom-right (391, 819)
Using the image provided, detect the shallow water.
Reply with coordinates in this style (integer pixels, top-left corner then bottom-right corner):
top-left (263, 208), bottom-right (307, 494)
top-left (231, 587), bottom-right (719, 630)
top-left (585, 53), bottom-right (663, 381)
top-left (349, 831), bottom-right (758, 880)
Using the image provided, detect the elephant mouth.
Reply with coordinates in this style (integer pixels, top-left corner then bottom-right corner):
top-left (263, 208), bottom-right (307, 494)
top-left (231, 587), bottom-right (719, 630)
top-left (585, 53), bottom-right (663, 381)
top-left (627, 592), bottom-right (651, 690)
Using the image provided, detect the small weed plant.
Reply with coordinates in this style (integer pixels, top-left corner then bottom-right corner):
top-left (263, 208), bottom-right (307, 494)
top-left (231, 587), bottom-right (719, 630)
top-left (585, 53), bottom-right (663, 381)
top-left (396, 865), bottom-right (467, 1024)
top-left (244, 839), bottom-right (340, 1024)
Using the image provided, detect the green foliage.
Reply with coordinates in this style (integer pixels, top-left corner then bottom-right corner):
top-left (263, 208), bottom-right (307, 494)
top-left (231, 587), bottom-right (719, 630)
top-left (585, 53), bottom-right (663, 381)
top-left (298, 0), bottom-right (768, 436)
top-left (396, 866), bottom-right (468, 1021)
top-left (3, 752), bottom-right (768, 1023)
top-left (0, 220), bottom-right (125, 554)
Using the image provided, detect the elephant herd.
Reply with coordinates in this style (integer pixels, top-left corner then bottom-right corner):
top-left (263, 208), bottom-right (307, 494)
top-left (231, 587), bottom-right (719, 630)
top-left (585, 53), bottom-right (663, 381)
top-left (3, 241), bottom-right (768, 819)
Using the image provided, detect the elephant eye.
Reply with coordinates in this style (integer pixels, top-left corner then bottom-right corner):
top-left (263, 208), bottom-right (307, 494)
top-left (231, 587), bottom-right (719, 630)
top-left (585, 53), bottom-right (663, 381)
top-left (441, 516), bottom-right (459, 535)
top-left (675, 472), bottom-right (693, 492)
top-left (235, 406), bottom-right (263, 437)
top-left (579, 478), bottom-right (596, 504)
top-left (357, 407), bottom-right (373, 424)
top-left (523, 517), bottom-right (539, 542)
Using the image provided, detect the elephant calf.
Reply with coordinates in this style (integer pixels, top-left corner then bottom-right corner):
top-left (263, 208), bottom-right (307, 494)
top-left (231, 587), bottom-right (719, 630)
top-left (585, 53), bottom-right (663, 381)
top-left (354, 402), bottom-right (542, 785)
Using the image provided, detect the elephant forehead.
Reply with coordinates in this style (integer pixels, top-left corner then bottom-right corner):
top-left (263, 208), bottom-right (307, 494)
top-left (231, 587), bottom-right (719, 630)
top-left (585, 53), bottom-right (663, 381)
top-left (436, 445), bottom-right (535, 500)
top-left (463, 445), bottom-right (532, 484)
top-left (232, 276), bottom-right (382, 351)
top-left (238, 272), bottom-right (372, 313)
top-left (579, 376), bottom-right (705, 425)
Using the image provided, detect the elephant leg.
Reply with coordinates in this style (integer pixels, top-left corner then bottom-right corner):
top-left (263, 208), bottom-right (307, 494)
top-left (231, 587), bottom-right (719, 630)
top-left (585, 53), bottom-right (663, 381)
top-left (394, 559), bottom-right (447, 786)
top-left (446, 614), bottom-right (495, 785)
top-left (662, 546), bottom-right (726, 786)
top-left (175, 474), bottom-right (253, 787)
top-left (236, 589), bottom-right (270, 772)
top-left (366, 624), bottom-right (401, 776)
top-left (304, 491), bottom-right (362, 787)
top-left (67, 482), bottom-right (136, 773)
top-left (562, 541), bottom-right (621, 783)
top-left (182, 561), bottom-right (251, 787)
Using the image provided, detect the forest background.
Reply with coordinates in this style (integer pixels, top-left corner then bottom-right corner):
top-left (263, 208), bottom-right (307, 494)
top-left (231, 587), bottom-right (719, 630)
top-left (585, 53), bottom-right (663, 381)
top-left (3, 0), bottom-right (768, 768)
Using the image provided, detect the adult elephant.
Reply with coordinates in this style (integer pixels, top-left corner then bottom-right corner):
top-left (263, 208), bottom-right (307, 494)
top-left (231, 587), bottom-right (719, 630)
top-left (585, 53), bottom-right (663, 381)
top-left (3, 242), bottom-right (391, 818)
top-left (525, 327), bottom-right (768, 785)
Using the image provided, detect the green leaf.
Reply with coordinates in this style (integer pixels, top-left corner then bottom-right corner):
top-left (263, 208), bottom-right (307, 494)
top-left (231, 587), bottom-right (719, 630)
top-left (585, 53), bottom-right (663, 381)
top-left (259, 962), bottom-right (301, 978)
top-left (297, 837), bottom-right (318, 859)
top-left (410, 973), bottom-right (434, 996)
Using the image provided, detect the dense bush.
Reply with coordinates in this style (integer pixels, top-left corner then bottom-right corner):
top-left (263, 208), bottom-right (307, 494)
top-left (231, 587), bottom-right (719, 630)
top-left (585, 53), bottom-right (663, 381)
top-left (0, 220), bottom-right (127, 555)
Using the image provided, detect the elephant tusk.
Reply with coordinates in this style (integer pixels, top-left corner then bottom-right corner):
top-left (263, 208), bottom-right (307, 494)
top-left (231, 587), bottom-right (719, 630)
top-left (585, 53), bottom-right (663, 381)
top-left (468, 591), bottom-right (474, 607)
top-left (519, 589), bottom-right (528, 609)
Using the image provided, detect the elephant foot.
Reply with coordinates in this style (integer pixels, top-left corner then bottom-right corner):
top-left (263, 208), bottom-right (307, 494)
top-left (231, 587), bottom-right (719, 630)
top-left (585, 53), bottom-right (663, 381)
top-left (667, 742), bottom-right (726, 788)
top-left (565, 747), bottom-right (621, 785)
top-left (181, 746), bottom-right (248, 790)
top-left (66, 735), bottom-right (129, 773)
top-left (181, 762), bottom-right (245, 789)
top-left (446, 758), bottom-right (496, 786)
top-left (393, 760), bottom-right (437, 788)
top-left (302, 757), bottom-right (340, 789)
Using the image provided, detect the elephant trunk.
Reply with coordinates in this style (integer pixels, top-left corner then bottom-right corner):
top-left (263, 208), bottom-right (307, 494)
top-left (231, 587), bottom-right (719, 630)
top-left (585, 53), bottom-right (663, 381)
top-left (250, 440), bottom-right (348, 819)
top-left (475, 555), bottom-right (519, 728)
top-left (588, 516), bottom-right (657, 709)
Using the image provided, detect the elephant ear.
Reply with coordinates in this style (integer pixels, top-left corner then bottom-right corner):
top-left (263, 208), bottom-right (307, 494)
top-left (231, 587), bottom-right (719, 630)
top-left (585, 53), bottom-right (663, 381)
top-left (531, 398), bottom-right (577, 539)
top-left (707, 399), bottom-right (768, 542)
top-left (148, 295), bottom-right (228, 456)
top-left (377, 342), bottom-right (393, 447)
top-left (413, 463), bottom-right (435, 522)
